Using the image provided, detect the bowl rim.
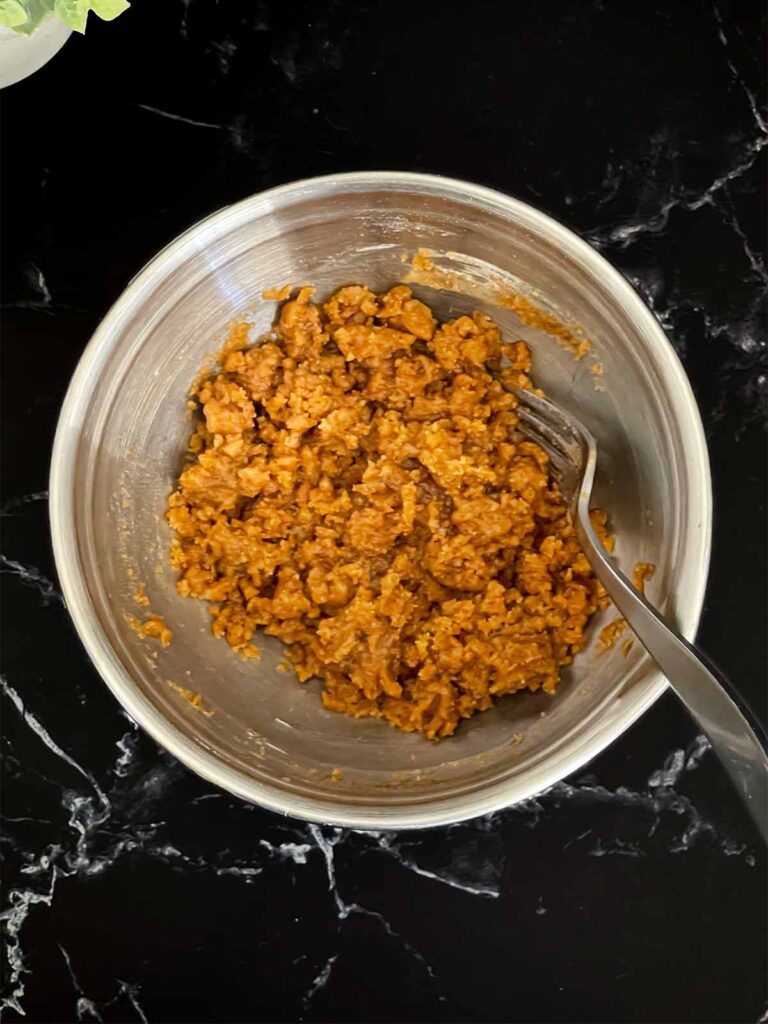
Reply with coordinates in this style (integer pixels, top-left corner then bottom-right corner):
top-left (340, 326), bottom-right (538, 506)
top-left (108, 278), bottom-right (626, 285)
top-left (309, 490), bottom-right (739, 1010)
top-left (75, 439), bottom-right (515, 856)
top-left (49, 170), bottom-right (712, 829)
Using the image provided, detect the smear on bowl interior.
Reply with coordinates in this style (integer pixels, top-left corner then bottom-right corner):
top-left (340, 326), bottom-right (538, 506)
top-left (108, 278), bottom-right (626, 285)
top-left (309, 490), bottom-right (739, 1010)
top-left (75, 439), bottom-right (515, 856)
top-left (166, 284), bottom-right (610, 739)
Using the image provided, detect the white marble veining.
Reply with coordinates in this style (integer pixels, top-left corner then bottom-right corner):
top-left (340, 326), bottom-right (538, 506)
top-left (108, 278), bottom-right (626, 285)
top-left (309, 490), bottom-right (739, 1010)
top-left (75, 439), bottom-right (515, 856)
top-left (713, 3), bottom-right (768, 135)
top-left (0, 557), bottom-right (63, 606)
top-left (2, 641), bottom-right (757, 1019)
top-left (135, 103), bottom-right (224, 132)
top-left (59, 944), bottom-right (148, 1024)
top-left (588, 132), bottom-right (767, 250)
top-left (299, 954), bottom-right (337, 1018)
top-left (0, 492), bottom-right (49, 517)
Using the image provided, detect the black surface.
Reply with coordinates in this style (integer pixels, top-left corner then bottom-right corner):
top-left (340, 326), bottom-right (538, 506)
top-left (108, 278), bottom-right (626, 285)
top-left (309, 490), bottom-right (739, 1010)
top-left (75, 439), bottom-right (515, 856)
top-left (1, 2), bottom-right (766, 1022)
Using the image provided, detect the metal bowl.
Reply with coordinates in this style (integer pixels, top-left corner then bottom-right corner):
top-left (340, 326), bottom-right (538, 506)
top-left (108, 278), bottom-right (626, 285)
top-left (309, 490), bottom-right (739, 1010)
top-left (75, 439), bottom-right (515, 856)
top-left (50, 172), bottom-right (711, 828)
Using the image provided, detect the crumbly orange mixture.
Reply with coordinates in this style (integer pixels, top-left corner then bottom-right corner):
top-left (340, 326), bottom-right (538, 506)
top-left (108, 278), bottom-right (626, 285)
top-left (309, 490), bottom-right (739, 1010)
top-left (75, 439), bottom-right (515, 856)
top-left (167, 285), bottom-right (609, 739)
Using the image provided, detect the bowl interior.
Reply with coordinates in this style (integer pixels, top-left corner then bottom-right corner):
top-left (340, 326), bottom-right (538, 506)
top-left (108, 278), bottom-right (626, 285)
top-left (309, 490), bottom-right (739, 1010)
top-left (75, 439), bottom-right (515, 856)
top-left (58, 175), bottom-right (709, 826)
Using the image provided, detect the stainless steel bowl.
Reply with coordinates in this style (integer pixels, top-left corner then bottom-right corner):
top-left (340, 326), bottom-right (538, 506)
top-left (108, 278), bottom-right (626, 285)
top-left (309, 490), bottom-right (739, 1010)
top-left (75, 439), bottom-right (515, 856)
top-left (50, 172), bottom-right (711, 828)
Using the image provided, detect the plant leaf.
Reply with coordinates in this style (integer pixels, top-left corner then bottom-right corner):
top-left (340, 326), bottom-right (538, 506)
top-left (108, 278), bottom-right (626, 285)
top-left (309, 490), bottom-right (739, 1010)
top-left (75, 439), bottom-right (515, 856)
top-left (1, 0), bottom-right (54, 33)
top-left (90, 0), bottom-right (129, 20)
top-left (54, 0), bottom-right (88, 32)
top-left (0, 0), bottom-right (29, 28)
top-left (2, 0), bottom-right (126, 34)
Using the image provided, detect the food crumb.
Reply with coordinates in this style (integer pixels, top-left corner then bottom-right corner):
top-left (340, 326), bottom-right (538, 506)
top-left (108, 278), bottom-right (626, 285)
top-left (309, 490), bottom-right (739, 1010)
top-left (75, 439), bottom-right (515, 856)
top-left (167, 680), bottom-right (213, 716)
top-left (632, 562), bottom-right (656, 594)
top-left (134, 584), bottom-right (150, 607)
top-left (411, 248), bottom-right (434, 272)
top-left (598, 618), bottom-right (627, 652)
top-left (126, 613), bottom-right (172, 647)
top-left (329, 767), bottom-right (343, 782)
top-left (262, 284), bottom-right (293, 301)
top-left (598, 562), bottom-right (656, 652)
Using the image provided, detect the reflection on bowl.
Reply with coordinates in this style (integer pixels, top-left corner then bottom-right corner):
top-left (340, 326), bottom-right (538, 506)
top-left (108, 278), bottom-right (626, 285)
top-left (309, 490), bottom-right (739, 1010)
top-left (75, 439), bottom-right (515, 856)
top-left (50, 172), bottom-right (711, 828)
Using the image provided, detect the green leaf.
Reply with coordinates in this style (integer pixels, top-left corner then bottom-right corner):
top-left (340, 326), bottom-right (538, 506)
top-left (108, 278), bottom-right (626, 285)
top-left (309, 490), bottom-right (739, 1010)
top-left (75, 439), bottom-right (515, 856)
top-left (54, 0), bottom-right (88, 32)
top-left (0, 0), bottom-right (29, 28)
top-left (90, 0), bottom-right (129, 20)
top-left (1, 0), bottom-right (127, 33)
top-left (1, 0), bottom-right (54, 33)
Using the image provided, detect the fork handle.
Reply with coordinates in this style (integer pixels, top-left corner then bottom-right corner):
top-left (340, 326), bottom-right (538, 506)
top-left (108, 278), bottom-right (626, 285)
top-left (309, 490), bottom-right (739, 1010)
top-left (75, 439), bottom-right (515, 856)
top-left (577, 517), bottom-right (768, 843)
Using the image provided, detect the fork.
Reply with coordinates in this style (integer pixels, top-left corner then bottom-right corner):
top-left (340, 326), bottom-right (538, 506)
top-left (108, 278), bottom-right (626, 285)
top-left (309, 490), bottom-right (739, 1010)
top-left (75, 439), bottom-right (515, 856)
top-left (513, 386), bottom-right (768, 841)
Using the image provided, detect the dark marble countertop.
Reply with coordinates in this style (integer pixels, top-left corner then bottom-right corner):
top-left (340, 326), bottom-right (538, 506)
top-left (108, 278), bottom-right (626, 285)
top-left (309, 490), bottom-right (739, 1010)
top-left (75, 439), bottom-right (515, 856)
top-left (2, 2), bottom-right (766, 1021)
